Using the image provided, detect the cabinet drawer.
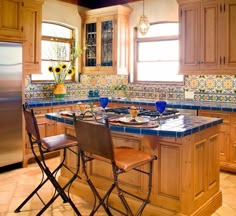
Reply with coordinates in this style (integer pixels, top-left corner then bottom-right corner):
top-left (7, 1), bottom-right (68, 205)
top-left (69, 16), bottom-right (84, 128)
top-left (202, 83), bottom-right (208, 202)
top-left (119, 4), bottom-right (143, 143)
top-left (52, 104), bottom-right (75, 112)
top-left (230, 113), bottom-right (236, 124)
top-left (33, 107), bottom-right (52, 116)
top-left (198, 110), bottom-right (230, 123)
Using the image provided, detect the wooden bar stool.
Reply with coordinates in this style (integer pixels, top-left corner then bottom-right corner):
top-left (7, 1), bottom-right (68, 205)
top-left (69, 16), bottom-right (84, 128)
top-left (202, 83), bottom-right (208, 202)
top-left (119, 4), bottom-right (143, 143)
top-left (74, 115), bottom-right (157, 216)
top-left (15, 103), bottom-right (81, 216)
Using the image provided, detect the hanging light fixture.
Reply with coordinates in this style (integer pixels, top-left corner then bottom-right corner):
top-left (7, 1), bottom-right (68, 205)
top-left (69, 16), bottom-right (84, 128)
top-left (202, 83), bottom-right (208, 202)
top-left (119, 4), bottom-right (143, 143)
top-left (137, 0), bottom-right (150, 35)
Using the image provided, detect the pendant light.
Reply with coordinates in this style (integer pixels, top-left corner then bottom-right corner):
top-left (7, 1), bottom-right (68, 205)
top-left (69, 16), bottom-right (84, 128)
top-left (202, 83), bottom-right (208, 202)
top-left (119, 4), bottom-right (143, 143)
top-left (137, 0), bottom-right (150, 35)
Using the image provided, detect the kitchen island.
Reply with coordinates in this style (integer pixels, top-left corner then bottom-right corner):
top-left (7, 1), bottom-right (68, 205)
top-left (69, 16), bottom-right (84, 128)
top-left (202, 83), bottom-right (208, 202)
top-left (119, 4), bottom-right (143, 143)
top-left (27, 97), bottom-right (236, 173)
top-left (45, 110), bottom-right (223, 216)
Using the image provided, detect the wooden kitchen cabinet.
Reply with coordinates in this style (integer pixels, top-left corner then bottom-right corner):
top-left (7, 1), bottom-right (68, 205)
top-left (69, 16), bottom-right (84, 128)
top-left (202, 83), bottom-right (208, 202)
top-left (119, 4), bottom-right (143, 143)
top-left (23, 0), bottom-right (43, 74)
top-left (0, 0), bottom-right (24, 41)
top-left (0, 0), bottom-right (43, 74)
top-left (221, 0), bottom-right (236, 72)
top-left (79, 5), bottom-right (132, 75)
top-left (198, 109), bottom-right (236, 172)
top-left (198, 110), bottom-right (230, 162)
top-left (229, 113), bottom-right (236, 167)
top-left (177, 0), bottom-right (236, 75)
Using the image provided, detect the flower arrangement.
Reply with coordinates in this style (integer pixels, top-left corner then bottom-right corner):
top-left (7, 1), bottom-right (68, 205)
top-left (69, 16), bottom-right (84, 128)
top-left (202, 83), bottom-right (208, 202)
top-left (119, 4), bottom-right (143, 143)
top-left (112, 84), bottom-right (128, 98)
top-left (48, 44), bottom-right (83, 84)
top-left (112, 84), bottom-right (128, 91)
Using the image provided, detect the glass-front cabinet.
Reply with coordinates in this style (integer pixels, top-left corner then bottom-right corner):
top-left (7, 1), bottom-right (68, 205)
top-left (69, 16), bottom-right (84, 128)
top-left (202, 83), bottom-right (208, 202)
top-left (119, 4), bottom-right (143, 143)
top-left (80, 5), bottom-right (132, 75)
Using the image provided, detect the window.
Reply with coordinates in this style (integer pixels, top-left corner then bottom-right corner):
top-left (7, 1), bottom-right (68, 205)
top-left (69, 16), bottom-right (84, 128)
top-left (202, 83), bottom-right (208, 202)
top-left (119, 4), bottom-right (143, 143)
top-left (31, 22), bottom-right (76, 82)
top-left (134, 22), bottom-right (183, 84)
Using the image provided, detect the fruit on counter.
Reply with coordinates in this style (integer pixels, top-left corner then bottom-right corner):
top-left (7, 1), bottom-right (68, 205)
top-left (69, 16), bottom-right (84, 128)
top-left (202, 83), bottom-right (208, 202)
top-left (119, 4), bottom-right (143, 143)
top-left (128, 106), bottom-right (139, 118)
top-left (76, 102), bottom-right (98, 113)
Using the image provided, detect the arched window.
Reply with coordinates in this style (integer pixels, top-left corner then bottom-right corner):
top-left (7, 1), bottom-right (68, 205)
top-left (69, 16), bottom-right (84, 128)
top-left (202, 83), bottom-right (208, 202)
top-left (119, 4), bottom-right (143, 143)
top-left (134, 22), bottom-right (183, 84)
top-left (32, 22), bottom-right (76, 82)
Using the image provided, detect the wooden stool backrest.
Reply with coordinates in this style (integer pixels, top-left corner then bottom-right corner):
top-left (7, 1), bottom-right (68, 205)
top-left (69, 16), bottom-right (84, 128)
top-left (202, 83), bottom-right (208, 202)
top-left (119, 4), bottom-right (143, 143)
top-left (22, 104), bottom-right (41, 142)
top-left (74, 119), bottom-right (114, 161)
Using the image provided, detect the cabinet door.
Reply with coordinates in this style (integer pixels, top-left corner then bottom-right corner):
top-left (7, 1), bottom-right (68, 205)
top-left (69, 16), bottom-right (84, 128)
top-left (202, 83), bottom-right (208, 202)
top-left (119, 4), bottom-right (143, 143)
top-left (0, 0), bottom-right (24, 40)
top-left (80, 5), bottom-right (131, 75)
top-left (200, 0), bottom-right (221, 71)
top-left (82, 16), bottom-right (114, 74)
top-left (82, 19), bottom-right (98, 73)
top-left (98, 16), bottom-right (114, 73)
top-left (179, 2), bottom-right (201, 73)
top-left (23, 0), bottom-right (42, 74)
top-left (222, 0), bottom-right (236, 71)
top-left (198, 110), bottom-right (230, 163)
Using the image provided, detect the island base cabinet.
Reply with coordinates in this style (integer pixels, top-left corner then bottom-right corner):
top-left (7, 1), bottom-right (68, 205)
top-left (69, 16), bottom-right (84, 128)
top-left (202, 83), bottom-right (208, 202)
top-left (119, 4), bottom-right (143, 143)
top-left (58, 124), bottom-right (222, 216)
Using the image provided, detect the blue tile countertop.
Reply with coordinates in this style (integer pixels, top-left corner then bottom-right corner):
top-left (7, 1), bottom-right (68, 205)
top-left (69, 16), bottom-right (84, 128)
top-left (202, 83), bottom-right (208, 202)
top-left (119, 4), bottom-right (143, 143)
top-left (26, 97), bottom-right (236, 112)
top-left (45, 112), bottom-right (222, 138)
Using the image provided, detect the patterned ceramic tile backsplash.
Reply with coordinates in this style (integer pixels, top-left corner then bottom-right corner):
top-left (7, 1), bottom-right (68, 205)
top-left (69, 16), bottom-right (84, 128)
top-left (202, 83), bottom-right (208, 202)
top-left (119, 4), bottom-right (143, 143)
top-left (25, 74), bottom-right (236, 102)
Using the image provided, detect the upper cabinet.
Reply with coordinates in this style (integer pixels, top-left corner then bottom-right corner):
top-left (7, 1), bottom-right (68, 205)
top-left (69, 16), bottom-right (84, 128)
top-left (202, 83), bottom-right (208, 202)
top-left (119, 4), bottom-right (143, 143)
top-left (0, 0), bottom-right (43, 74)
top-left (177, 0), bottom-right (236, 75)
top-left (22, 0), bottom-right (43, 74)
top-left (79, 5), bottom-right (132, 75)
top-left (222, 0), bottom-right (236, 72)
top-left (0, 0), bottom-right (24, 41)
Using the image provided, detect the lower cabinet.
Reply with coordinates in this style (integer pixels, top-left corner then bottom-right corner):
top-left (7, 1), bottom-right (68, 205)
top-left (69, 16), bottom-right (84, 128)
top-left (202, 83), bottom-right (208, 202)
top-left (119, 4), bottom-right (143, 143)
top-left (198, 110), bottom-right (236, 173)
top-left (230, 115), bottom-right (236, 166)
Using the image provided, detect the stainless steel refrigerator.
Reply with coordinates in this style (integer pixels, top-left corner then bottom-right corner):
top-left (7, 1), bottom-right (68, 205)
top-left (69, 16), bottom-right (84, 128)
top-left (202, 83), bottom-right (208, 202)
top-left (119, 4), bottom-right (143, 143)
top-left (0, 42), bottom-right (23, 167)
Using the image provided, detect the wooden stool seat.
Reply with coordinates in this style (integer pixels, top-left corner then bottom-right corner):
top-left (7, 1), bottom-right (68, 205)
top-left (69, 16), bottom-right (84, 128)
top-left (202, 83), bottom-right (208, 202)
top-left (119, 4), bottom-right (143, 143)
top-left (42, 134), bottom-right (77, 151)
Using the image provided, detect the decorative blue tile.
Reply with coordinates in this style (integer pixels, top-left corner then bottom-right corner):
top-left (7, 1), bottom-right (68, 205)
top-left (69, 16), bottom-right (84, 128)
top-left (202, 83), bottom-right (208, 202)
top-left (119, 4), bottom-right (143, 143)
top-left (125, 127), bottom-right (141, 134)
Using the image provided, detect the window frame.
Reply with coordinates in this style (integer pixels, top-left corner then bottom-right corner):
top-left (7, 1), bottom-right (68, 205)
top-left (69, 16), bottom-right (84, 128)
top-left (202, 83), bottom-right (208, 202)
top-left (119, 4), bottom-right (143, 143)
top-left (133, 21), bottom-right (184, 85)
top-left (31, 21), bottom-right (76, 83)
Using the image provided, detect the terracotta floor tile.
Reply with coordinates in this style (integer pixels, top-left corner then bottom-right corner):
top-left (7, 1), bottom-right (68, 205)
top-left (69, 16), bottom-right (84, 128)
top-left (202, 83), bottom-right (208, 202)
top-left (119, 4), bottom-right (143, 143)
top-left (1, 157), bottom-right (236, 215)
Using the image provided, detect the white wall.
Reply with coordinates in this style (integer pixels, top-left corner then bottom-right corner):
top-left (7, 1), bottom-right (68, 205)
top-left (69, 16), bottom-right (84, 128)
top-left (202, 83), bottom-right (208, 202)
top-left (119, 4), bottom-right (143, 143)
top-left (42, 0), bottom-right (178, 75)
top-left (42, 0), bottom-right (87, 74)
top-left (129, 0), bottom-right (178, 25)
top-left (42, 0), bottom-right (83, 31)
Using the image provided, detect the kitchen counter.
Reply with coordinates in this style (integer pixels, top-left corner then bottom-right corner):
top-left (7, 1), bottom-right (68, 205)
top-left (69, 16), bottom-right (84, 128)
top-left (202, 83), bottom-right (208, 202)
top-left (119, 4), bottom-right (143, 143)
top-left (27, 97), bottom-right (236, 112)
top-left (45, 112), bottom-right (222, 138)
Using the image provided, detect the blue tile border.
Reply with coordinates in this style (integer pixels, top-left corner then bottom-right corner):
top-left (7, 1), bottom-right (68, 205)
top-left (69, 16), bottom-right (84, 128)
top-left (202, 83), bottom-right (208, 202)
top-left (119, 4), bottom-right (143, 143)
top-left (27, 97), bottom-right (236, 113)
top-left (45, 113), bottom-right (223, 138)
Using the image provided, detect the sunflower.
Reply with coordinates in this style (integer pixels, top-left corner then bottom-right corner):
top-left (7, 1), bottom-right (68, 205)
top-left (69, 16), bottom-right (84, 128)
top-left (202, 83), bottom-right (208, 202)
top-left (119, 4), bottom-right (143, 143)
top-left (48, 43), bottom-right (83, 83)
top-left (67, 67), bottom-right (75, 76)
top-left (48, 66), bottom-right (53, 72)
top-left (54, 66), bottom-right (61, 74)
top-left (61, 64), bottom-right (67, 69)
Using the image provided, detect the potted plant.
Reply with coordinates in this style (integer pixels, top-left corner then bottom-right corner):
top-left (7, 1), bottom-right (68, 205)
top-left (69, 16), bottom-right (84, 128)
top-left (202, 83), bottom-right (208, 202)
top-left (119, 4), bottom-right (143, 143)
top-left (112, 84), bottom-right (128, 98)
top-left (48, 44), bottom-right (83, 98)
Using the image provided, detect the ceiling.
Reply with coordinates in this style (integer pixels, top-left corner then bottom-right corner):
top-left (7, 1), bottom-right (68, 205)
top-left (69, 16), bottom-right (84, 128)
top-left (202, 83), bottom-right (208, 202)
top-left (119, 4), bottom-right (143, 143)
top-left (59, 0), bottom-right (141, 9)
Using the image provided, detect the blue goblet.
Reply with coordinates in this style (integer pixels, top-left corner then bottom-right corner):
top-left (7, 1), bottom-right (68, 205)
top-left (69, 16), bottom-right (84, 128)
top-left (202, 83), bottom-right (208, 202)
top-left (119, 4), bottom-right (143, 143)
top-left (99, 97), bottom-right (109, 109)
top-left (155, 100), bottom-right (167, 124)
top-left (99, 97), bottom-right (109, 121)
